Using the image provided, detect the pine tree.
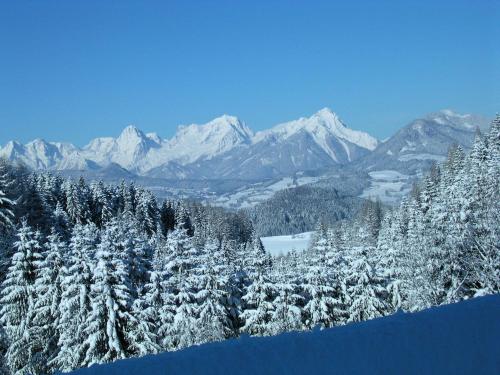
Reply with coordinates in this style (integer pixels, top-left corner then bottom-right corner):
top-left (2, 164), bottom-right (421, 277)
top-left (240, 273), bottom-right (277, 337)
top-left (0, 325), bottom-right (9, 375)
top-left (269, 282), bottom-right (303, 335)
top-left (170, 277), bottom-right (198, 350)
top-left (30, 230), bottom-right (66, 373)
top-left (135, 189), bottom-right (159, 236)
top-left (0, 221), bottom-right (43, 374)
top-left (82, 222), bottom-right (137, 366)
top-left (118, 215), bottom-right (153, 294)
top-left (302, 265), bottom-right (339, 329)
top-left (346, 247), bottom-right (387, 323)
top-left (0, 163), bottom-right (14, 232)
top-left (52, 202), bottom-right (70, 239)
top-left (53, 223), bottom-right (98, 371)
top-left (140, 270), bottom-right (174, 352)
top-left (376, 214), bottom-right (404, 312)
top-left (195, 266), bottom-right (232, 345)
top-left (244, 232), bottom-right (271, 278)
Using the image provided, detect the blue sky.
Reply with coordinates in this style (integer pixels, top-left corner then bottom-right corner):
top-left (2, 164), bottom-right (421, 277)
top-left (0, 0), bottom-right (498, 146)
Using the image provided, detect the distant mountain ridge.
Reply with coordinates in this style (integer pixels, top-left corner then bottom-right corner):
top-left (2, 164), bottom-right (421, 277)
top-left (0, 108), bottom-right (379, 179)
top-left (0, 108), bottom-right (491, 205)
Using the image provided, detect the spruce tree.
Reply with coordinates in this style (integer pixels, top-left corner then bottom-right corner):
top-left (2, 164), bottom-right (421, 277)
top-left (53, 223), bottom-right (98, 371)
top-left (0, 221), bottom-right (43, 374)
top-left (31, 230), bottom-right (66, 373)
top-left (82, 221), bottom-right (137, 366)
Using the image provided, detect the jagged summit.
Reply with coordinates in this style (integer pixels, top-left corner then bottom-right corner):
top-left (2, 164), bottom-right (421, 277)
top-left (175, 115), bottom-right (253, 142)
top-left (254, 108), bottom-right (378, 155)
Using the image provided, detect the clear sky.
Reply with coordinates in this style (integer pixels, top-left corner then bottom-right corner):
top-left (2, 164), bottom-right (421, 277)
top-left (0, 0), bottom-right (498, 146)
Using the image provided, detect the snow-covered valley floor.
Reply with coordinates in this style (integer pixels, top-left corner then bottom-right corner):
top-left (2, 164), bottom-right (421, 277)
top-left (69, 294), bottom-right (500, 375)
top-left (260, 232), bottom-right (313, 256)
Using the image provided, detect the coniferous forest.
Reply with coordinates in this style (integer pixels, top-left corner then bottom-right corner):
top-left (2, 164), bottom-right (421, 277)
top-left (0, 117), bottom-right (498, 374)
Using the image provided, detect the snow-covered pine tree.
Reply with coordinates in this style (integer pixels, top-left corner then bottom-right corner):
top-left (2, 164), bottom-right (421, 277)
top-left (269, 282), bottom-right (303, 335)
top-left (376, 214), bottom-right (404, 312)
top-left (81, 221), bottom-right (137, 366)
top-left (0, 221), bottom-right (43, 374)
top-left (346, 247), bottom-right (387, 323)
top-left (135, 188), bottom-right (159, 236)
top-left (139, 269), bottom-right (175, 352)
top-left (53, 223), bottom-right (98, 371)
top-left (52, 201), bottom-right (70, 239)
top-left (244, 231), bottom-right (271, 279)
top-left (302, 265), bottom-right (340, 330)
top-left (169, 277), bottom-right (198, 350)
top-left (240, 273), bottom-right (277, 337)
top-left (64, 179), bottom-right (90, 225)
top-left (195, 265), bottom-right (233, 345)
top-left (30, 230), bottom-right (66, 373)
top-left (0, 325), bottom-right (8, 375)
top-left (0, 162), bottom-right (14, 232)
top-left (118, 215), bottom-right (153, 295)
top-left (129, 292), bottom-right (161, 357)
top-left (90, 180), bottom-right (115, 227)
top-left (119, 180), bottom-right (137, 216)
top-left (157, 222), bottom-right (200, 350)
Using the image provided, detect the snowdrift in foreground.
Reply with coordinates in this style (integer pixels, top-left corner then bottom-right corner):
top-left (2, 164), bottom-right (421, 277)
top-left (69, 295), bottom-right (500, 375)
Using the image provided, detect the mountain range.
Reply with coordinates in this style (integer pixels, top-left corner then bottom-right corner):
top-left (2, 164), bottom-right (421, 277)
top-left (0, 108), bottom-right (490, 205)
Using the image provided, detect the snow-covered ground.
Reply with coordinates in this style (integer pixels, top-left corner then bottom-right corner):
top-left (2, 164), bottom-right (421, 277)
top-left (260, 232), bottom-right (313, 256)
top-left (361, 170), bottom-right (412, 204)
top-left (69, 294), bottom-right (500, 375)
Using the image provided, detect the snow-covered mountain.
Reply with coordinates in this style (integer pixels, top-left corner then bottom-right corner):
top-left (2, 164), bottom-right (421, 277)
top-left (146, 108), bottom-right (378, 180)
top-left (0, 108), bottom-right (490, 205)
top-left (253, 108), bottom-right (378, 162)
top-left (352, 109), bottom-right (490, 174)
top-left (0, 108), bottom-right (377, 179)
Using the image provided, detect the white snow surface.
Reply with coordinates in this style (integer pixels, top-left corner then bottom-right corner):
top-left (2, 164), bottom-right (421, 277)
top-left (68, 294), bottom-right (500, 375)
top-left (260, 232), bottom-right (313, 256)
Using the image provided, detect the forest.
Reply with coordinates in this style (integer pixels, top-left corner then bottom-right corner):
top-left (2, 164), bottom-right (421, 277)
top-left (0, 116), bottom-right (498, 374)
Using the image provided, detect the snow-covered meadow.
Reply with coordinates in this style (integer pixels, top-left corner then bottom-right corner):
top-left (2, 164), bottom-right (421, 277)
top-left (260, 232), bottom-right (313, 256)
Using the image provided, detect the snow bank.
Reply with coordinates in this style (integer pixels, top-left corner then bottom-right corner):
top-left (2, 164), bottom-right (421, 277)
top-left (68, 294), bottom-right (500, 375)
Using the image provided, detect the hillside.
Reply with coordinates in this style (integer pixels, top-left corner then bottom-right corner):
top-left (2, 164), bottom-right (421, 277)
top-left (69, 295), bottom-right (500, 375)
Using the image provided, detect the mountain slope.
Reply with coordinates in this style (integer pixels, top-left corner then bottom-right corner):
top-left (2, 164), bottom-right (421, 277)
top-left (353, 109), bottom-right (490, 173)
top-left (70, 294), bottom-right (500, 375)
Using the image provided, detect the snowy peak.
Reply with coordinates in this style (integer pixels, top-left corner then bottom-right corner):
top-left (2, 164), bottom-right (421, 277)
top-left (174, 115), bottom-right (253, 145)
top-left (164, 115), bottom-right (253, 164)
top-left (312, 107), bottom-right (345, 127)
top-left (116, 125), bottom-right (157, 150)
top-left (255, 108), bottom-right (378, 152)
top-left (253, 108), bottom-right (378, 164)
